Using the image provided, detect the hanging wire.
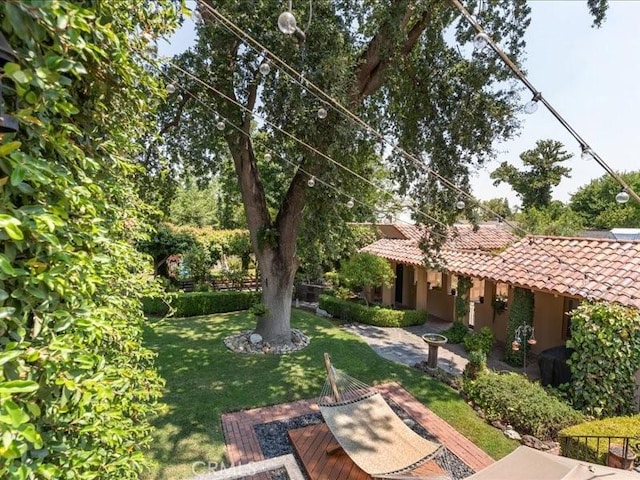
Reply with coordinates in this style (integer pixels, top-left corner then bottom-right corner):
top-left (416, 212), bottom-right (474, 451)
top-left (449, 0), bottom-right (640, 206)
top-left (146, 10), bottom-right (640, 303)
top-left (155, 64), bottom-right (638, 303)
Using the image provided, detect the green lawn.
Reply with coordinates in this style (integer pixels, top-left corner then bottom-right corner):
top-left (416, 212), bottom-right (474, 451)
top-left (142, 309), bottom-right (517, 480)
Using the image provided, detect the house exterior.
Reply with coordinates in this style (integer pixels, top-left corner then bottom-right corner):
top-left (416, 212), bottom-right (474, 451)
top-left (361, 223), bottom-right (640, 354)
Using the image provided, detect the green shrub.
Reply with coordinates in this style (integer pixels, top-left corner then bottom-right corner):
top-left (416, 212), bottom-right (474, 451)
top-left (559, 416), bottom-right (640, 464)
top-left (463, 371), bottom-right (584, 440)
top-left (463, 326), bottom-right (494, 355)
top-left (566, 302), bottom-right (640, 417)
top-left (441, 321), bottom-right (470, 343)
top-left (0, 2), bottom-right (179, 477)
top-left (319, 295), bottom-right (428, 327)
top-left (464, 350), bottom-right (487, 380)
top-left (143, 291), bottom-right (261, 317)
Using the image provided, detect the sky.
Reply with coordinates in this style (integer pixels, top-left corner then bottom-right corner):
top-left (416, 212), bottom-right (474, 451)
top-left (161, 1), bottom-right (640, 208)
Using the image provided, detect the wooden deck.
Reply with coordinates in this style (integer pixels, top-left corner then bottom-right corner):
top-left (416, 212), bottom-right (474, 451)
top-left (289, 423), bottom-right (446, 480)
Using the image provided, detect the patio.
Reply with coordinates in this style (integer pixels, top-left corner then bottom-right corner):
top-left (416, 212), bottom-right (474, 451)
top-left (218, 383), bottom-right (494, 480)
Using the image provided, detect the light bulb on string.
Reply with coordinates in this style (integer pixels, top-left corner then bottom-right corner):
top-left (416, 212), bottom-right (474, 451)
top-left (615, 190), bottom-right (630, 204)
top-left (216, 120), bottom-right (225, 131)
top-left (278, 11), bottom-right (297, 34)
top-left (473, 32), bottom-right (490, 51)
top-left (307, 176), bottom-right (316, 188)
top-left (264, 153), bottom-right (272, 162)
top-left (581, 146), bottom-right (593, 161)
top-left (166, 83), bottom-right (176, 94)
top-left (524, 91), bottom-right (542, 114)
top-left (524, 100), bottom-right (538, 114)
top-left (317, 107), bottom-right (327, 119)
top-left (259, 62), bottom-right (271, 75)
top-left (346, 198), bottom-right (355, 209)
top-left (456, 200), bottom-right (466, 210)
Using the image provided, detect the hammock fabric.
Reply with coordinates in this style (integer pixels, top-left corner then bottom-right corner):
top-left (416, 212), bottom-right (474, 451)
top-left (318, 354), bottom-right (448, 479)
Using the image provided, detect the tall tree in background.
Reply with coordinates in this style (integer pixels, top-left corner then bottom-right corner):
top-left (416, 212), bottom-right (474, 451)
top-left (570, 171), bottom-right (640, 229)
top-left (491, 139), bottom-right (572, 210)
top-left (477, 197), bottom-right (513, 221)
top-left (154, 2), bottom-right (606, 346)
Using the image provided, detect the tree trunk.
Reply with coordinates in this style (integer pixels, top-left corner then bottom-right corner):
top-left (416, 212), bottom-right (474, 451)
top-left (255, 249), bottom-right (296, 344)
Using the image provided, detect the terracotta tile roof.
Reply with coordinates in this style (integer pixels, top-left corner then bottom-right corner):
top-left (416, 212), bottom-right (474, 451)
top-left (447, 224), bottom-right (516, 251)
top-left (361, 239), bottom-right (424, 267)
top-left (450, 236), bottom-right (640, 310)
top-left (362, 225), bottom-right (640, 309)
top-left (360, 224), bottom-right (514, 269)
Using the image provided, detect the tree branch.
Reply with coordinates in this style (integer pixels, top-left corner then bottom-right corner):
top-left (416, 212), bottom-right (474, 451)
top-left (351, 1), bottom-right (435, 105)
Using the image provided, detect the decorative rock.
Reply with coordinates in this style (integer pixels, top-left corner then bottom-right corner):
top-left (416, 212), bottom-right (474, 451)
top-left (315, 307), bottom-right (330, 317)
top-left (249, 333), bottom-right (263, 345)
top-left (403, 418), bottom-right (416, 428)
top-left (522, 434), bottom-right (546, 450)
top-left (224, 329), bottom-right (310, 355)
top-left (504, 427), bottom-right (521, 441)
top-left (491, 420), bottom-right (506, 431)
top-left (474, 407), bottom-right (485, 419)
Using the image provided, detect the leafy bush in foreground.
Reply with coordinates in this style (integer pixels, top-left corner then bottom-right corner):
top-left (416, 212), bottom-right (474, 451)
top-left (0, 2), bottom-right (179, 477)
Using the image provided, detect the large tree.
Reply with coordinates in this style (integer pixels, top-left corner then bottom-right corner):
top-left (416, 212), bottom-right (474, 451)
top-left (570, 171), bottom-right (640, 229)
top-left (491, 139), bottom-right (572, 210)
top-left (154, 2), bottom-right (606, 346)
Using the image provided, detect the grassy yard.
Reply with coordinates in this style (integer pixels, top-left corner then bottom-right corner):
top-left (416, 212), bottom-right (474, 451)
top-left (142, 309), bottom-right (517, 480)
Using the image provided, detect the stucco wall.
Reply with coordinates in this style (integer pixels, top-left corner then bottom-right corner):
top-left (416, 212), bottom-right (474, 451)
top-left (531, 291), bottom-right (567, 353)
top-left (427, 273), bottom-right (455, 321)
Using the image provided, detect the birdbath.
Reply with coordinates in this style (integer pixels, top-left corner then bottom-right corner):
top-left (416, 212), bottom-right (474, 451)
top-left (422, 333), bottom-right (448, 369)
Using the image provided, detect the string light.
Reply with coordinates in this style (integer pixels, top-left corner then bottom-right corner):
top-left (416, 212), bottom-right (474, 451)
top-left (524, 92), bottom-right (541, 114)
top-left (456, 200), bottom-right (466, 210)
top-left (346, 197), bottom-right (355, 209)
top-left (159, 72), bottom-right (638, 305)
top-left (615, 190), bottom-right (630, 204)
top-left (166, 83), bottom-right (176, 94)
top-left (450, 0), bottom-right (640, 206)
top-left (580, 145), bottom-right (593, 161)
top-left (264, 153), bottom-right (272, 162)
top-left (277, 11), bottom-right (297, 34)
top-left (317, 107), bottom-right (327, 119)
top-left (307, 175), bottom-right (316, 187)
top-left (473, 32), bottom-right (490, 51)
top-left (259, 62), bottom-right (271, 75)
top-left (216, 120), bottom-right (225, 131)
top-left (162, 4), bottom-right (640, 303)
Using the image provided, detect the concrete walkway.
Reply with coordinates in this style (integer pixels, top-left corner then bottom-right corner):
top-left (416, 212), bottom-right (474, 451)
top-left (340, 317), bottom-right (538, 378)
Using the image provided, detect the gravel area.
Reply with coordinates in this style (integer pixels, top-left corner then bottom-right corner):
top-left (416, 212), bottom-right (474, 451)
top-left (254, 399), bottom-right (475, 479)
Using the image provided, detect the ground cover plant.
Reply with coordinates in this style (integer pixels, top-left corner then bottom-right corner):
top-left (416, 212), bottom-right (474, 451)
top-left (143, 309), bottom-right (517, 479)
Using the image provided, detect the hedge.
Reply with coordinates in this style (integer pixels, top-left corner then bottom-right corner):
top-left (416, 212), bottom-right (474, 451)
top-left (319, 295), bottom-right (428, 327)
top-left (463, 371), bottom-right (584, 440)
top-left (559, 415), bottom-right (640, 464)
top-left (143, 291), bottom-right (261, 317)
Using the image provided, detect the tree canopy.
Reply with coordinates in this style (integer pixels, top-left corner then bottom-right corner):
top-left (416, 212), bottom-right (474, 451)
top-left (150, 1), bottom-right (608, 345)
top-left (570, 171), bottom-right (640, 229)
top-left (491, 139), bottom-right (572, 210)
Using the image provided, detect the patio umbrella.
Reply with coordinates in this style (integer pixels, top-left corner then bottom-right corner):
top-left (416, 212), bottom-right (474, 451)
top-left (466, 446), bottom-right (639, 480)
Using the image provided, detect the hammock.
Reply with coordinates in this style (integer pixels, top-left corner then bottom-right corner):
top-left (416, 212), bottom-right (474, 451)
top-left (318, 353), bottom-right (451, 479)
